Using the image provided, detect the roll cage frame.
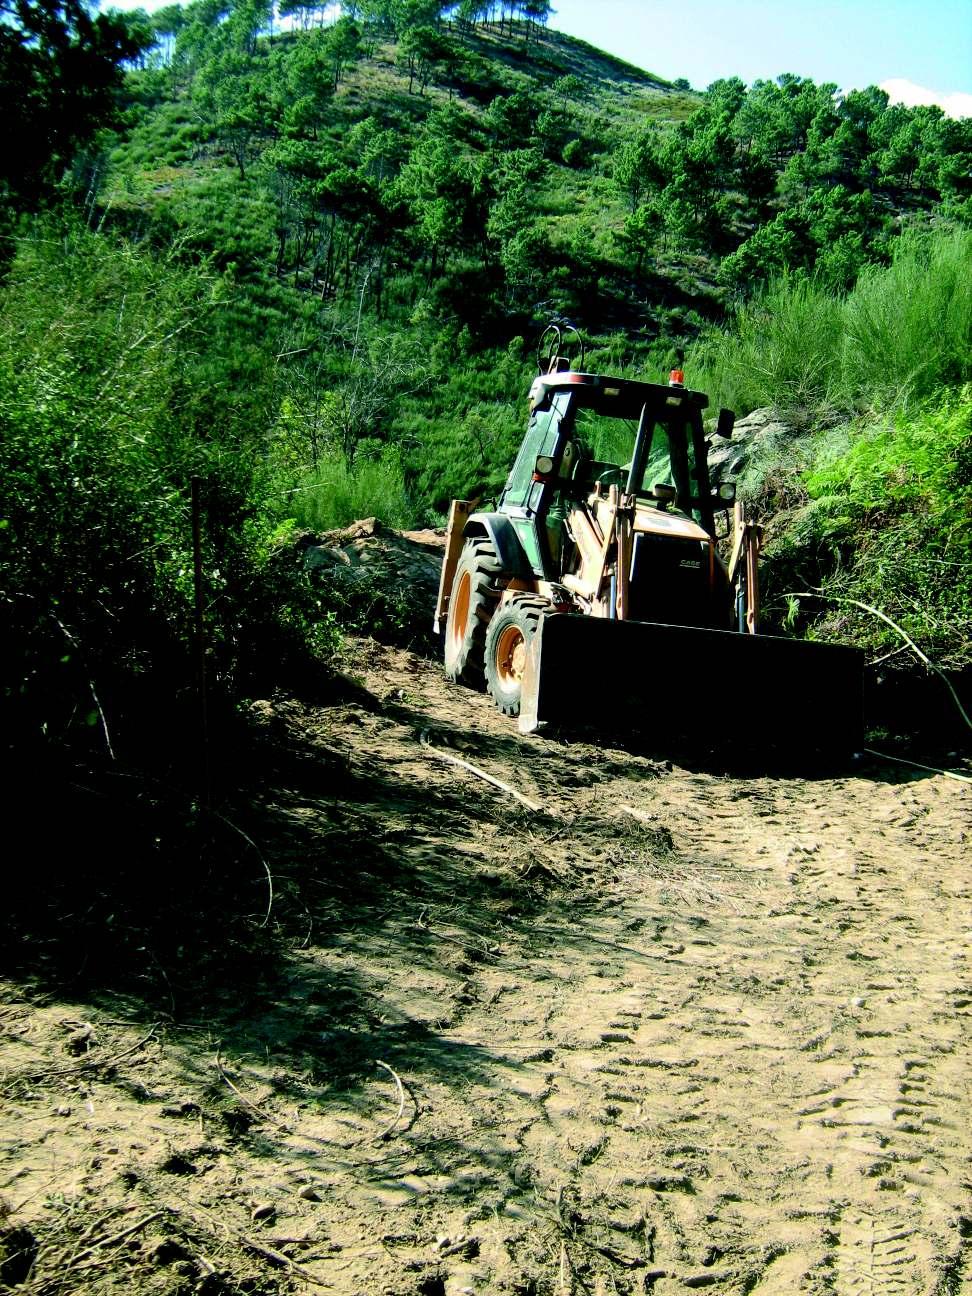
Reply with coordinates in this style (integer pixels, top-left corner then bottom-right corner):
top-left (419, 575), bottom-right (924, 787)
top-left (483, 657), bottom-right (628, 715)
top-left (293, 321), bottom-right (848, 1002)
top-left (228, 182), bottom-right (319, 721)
top-left (493, 372), bottom-right (720, 582)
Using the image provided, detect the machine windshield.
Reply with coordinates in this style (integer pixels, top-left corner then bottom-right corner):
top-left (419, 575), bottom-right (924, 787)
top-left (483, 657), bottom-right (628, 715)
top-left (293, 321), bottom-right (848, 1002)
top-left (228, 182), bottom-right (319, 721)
top-left (572, 408), bottom-right (697, 507)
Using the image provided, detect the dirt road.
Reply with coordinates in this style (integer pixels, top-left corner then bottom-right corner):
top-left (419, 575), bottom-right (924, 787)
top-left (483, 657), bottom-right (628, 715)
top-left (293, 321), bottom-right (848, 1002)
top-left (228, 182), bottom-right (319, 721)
top-left (2, 639), bottom-right (969, 1294)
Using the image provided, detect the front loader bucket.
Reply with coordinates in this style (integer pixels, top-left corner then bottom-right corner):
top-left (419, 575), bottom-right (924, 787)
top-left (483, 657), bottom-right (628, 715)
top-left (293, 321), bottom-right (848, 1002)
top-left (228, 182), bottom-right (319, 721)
top-left (519, 614), bottom-right (864, 749)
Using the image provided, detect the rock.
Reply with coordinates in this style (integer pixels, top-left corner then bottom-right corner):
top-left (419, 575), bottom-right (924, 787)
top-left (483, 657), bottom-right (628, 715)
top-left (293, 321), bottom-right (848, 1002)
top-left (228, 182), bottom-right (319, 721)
top-left (64, 1023), bottom-right (96, 1055)
top-left (250, 1202), bottom-right (276, 1223)
top-left (706, 407), bottom-right (799, 484)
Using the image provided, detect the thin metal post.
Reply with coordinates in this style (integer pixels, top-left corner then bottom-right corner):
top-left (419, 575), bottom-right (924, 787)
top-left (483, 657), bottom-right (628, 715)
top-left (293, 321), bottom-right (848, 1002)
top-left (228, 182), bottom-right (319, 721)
top-left (190, 476), bottom-right (211, 807)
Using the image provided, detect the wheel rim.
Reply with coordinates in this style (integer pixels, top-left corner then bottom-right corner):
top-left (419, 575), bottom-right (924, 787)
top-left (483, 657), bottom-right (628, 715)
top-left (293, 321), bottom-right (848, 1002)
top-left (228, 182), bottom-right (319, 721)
top-left (450, 570), bottom-right (471, 651)
top-left (495, 624), bottom-right (527, 686)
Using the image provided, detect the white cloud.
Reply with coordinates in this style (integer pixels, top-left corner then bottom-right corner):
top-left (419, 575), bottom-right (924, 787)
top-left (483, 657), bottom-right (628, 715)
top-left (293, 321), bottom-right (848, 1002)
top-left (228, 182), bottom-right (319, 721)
top-left (880, 78), bottom-right (972, 119)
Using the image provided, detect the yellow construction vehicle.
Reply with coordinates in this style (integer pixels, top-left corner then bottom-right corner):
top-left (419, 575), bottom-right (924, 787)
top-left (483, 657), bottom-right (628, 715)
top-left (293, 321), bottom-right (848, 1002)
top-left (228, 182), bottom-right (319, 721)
top-left (434, 330), bottom-right (862, 744)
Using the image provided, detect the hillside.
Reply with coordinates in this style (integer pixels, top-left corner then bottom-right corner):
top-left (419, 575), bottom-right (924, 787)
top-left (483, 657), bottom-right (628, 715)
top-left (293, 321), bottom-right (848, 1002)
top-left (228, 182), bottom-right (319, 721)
top-left (2, 0), bottom-right (970, 771)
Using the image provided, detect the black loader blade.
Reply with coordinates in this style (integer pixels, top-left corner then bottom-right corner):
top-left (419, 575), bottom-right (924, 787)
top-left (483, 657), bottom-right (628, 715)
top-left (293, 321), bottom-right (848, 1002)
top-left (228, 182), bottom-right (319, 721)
top-left (519, 614), bottom-right (864, 750)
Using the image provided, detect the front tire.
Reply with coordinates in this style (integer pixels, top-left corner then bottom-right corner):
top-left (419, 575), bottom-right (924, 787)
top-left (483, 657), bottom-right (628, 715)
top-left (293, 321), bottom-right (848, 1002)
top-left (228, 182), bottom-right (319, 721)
top-left (484, 594), bottom-right (549, 717)
top-left (444, 538), bottom-right (502, 687)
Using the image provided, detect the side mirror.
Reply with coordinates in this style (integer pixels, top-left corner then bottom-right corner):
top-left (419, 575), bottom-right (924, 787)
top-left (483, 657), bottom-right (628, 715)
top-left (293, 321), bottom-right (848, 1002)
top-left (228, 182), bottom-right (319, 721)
top-left (535, 454), bottom-right (555, 476)
top-left (714, 481), bottom-right (736, 506)
top-left (716, 408), bottom-right (735, 439)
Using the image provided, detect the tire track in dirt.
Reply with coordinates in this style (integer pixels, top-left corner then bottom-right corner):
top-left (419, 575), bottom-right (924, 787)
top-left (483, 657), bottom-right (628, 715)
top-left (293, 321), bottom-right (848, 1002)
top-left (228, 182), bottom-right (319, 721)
top-left (649, 771), bottom-right (971, 1295)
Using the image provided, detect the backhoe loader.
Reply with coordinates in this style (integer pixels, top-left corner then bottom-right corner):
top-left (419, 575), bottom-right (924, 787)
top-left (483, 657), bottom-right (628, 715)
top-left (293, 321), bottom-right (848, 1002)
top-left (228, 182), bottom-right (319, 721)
top-left (434, 330), bottom-right (863, 744)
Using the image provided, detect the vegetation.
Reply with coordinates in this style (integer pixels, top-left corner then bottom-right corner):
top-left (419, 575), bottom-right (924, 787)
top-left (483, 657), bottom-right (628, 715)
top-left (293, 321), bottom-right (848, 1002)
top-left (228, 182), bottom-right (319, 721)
top-left (1, 0), bottom-right (970, 767)
top-left (776, 383), bottom-right (972, 670)
top-left (0, 221), bottom-right (338, 770)
top-left (694, 226), bottom-right (972, 417)
top-left (690, 230), bottom-right (972, 670)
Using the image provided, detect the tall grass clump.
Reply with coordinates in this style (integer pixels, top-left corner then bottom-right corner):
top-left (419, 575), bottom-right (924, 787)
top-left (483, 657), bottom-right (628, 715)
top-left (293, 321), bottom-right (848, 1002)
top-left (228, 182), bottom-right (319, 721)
top-left (691, 274), bottom-right (844, 418)
top-left (842, 225), bottom-right (972, 408)
top-left (692, 225), bottom-right (972, 420)
top-left (286, 451), bottom-right (415, 532)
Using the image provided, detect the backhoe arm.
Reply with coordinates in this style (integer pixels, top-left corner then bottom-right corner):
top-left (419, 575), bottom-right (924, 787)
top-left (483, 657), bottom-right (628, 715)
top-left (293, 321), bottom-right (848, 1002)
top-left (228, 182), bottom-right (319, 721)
top-left (727, 502), bottom-right (762, 634)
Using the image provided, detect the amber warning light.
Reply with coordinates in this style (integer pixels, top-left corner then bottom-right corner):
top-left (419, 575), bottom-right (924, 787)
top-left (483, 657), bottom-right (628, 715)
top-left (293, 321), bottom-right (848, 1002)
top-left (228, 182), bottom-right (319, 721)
top-left (669, 368), bottom-right (685, 386)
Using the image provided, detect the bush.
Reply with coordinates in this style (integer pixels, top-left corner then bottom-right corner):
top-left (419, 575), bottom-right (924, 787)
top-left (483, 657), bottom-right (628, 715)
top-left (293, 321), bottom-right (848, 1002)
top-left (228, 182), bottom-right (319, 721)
top-left (760, 387), bottom-right (972, 667)
top-left (693, 225), bottom-right (972, 419)
top-left (0, 219), bottom-right (333, 767)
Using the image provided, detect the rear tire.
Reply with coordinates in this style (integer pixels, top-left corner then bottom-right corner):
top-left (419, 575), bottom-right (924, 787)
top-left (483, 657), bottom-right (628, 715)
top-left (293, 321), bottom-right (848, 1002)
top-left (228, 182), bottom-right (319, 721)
top-left (444, 538), bottom-right (503, 687)
top-left (485, 594), bottom-right (549, 717)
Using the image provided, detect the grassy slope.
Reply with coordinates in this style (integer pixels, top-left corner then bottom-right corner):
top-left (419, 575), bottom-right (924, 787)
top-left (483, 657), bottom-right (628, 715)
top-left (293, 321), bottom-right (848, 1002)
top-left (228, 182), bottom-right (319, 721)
top-left (102, 22), bottom-right (972, 700)
top-left (102, 22), bottom-right (715, 527)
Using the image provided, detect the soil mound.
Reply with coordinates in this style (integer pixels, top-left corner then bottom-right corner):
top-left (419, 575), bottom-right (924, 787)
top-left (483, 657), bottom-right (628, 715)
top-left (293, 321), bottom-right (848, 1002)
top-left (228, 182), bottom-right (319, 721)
top-left (302, 516), bottom-right (445, 649)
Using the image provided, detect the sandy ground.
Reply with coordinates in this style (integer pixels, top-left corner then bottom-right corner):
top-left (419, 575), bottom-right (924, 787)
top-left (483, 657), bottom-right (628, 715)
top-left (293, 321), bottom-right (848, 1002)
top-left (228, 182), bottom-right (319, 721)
top-left (1, 638), bottom-right (970, 1295)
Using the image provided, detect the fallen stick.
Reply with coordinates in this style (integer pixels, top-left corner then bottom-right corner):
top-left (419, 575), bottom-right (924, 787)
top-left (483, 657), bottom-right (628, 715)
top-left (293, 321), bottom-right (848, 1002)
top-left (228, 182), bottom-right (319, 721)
top-left (214, 1048), bottom-right (292, 1132)
top-left (70, 1211), bottom-right (163, 1266)
top-left (419, 730), bottom-right (541, 812)
top-left (239, 1234), bottom-right (335, 1289)
top-left (216, 1051), bottom-right (410, 1150)
top-left (414, 906), bottom-right (498, 958)
top-left (374, 1060), bottom-right (406, 1141)
top-left (207, 809), bottom-right (274, 927)
top-left (862, 747), bottom-right (972, 785)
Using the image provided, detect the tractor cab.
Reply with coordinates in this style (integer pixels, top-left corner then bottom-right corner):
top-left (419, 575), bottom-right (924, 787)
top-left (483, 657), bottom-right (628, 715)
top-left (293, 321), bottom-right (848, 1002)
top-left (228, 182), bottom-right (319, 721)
top-left (498, 370), bottom-right (734, 589)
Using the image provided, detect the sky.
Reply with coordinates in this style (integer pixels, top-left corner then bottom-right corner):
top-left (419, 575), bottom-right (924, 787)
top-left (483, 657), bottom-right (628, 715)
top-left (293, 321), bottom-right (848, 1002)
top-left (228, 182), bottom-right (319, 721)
top-left (547, 0), bottom-right (972, 115)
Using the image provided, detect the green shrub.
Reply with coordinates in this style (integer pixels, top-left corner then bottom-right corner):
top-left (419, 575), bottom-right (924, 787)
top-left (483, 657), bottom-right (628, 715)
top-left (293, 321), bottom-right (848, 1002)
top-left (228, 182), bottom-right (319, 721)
top-left (693, 225), bottom-right (972, 419)
top-left (762, 387), bottom-right (972, 665)
top-left (806, 383), bottom-right (972, 530)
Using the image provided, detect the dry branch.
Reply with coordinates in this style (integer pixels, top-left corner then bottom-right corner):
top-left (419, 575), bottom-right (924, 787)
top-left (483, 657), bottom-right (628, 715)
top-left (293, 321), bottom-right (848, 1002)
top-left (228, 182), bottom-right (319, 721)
top-left (215, 1051), bottom-right (412, 1150)
top-left (374, 1060), bottom-right (406, 1140)
top-left (239, 1233), bottom-right (335, 1289)
top-left (69, 1211), bottom-right (163, 1267)
top-left (207, 809), bottom-right (274, 927)
top-left (214, 1048), bottom-right (292, 1132)
top-left (419, 730), bottom-right (541, 811)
